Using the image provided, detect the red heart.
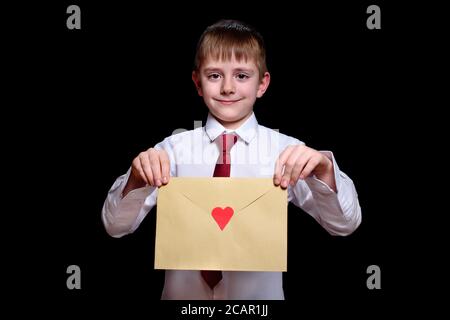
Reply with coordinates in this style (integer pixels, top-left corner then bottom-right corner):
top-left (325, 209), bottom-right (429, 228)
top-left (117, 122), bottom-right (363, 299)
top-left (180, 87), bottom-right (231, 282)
top-left (211, 207), bottom-right (234, 230)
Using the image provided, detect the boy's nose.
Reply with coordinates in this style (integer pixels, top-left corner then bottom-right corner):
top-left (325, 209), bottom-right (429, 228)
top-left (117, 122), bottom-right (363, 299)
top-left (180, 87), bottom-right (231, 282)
top-left (221, 79), bottom-right (235, 95)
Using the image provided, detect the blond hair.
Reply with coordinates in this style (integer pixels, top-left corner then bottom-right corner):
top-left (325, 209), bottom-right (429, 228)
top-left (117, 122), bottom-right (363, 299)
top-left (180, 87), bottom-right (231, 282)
top-left (194, 20), bottom-right (268, 79)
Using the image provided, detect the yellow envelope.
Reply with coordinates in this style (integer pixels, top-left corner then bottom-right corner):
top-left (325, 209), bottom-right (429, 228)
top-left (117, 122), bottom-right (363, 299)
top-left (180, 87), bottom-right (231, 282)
top-left (155, 177), bottom-right (287, 272)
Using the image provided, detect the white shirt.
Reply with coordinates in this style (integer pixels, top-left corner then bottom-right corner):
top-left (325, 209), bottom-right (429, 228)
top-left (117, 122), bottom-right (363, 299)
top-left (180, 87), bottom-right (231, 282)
top-left (102, 112), bottom-right (361, 300)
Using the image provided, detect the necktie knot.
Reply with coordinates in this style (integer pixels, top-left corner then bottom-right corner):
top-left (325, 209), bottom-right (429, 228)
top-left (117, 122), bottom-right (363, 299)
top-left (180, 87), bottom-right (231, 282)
top-left (218, 133), bottom-right (238, 154)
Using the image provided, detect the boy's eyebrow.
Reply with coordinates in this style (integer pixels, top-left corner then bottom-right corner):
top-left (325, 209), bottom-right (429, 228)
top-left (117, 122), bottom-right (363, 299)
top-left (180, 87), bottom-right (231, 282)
top-left (203, 67), bottom-right (255, 74)
top-left (203, 68), bottom-right (222, 73)
top-left (233, 68), bottom-right (255, 74)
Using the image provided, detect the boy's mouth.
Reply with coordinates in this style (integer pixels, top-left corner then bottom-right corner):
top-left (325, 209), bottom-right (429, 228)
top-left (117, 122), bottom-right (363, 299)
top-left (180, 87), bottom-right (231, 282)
top-left (214, 98), bottom-right (242, 105)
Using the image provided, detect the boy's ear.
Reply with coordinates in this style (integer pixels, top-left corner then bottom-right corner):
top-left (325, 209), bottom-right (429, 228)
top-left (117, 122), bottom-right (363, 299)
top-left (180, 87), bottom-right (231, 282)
top-left (192, 71), bottom-right (203, 96)
top-left (256, 72), bottom-right (271, 98)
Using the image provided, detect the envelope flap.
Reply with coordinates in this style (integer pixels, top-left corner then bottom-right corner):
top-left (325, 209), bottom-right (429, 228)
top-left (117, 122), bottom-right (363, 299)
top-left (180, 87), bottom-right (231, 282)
top-left (163, 177), bottom-right (277, 214)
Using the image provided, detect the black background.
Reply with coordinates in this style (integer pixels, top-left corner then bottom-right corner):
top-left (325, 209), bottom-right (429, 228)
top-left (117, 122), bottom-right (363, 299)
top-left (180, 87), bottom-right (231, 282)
top-left (8, 0), bottom-right (444, 317)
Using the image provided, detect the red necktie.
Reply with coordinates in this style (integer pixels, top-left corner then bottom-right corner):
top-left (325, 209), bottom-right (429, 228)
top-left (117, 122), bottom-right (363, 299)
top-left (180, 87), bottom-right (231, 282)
top-left (201, 133), bottom-right (238, 289)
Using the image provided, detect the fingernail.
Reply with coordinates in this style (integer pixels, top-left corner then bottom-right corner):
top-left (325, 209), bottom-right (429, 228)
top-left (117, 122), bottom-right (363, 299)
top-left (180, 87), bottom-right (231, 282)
top-left (281, 179), bottom-right (288, 188)
top-left (274, 177), bottom-right (279, 184)
top-left (156, 179), bottom-right (161, 186)
top-left (162, 176), bottom-right (167, 183)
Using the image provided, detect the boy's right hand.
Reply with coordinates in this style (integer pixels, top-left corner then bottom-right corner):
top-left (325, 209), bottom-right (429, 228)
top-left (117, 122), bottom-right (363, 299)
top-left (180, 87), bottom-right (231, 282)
top-left (123, 148), bottom-right (170, 197)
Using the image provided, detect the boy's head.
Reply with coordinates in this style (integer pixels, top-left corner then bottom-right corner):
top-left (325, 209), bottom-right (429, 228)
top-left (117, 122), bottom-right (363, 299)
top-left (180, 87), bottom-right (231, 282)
top-left (194, 20), bottom-right (268, 79)
top-left (192, 20), bottom-right (270, 129)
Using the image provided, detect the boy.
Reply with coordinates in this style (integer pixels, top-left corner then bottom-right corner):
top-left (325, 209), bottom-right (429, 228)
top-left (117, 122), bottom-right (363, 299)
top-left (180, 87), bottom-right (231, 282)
top-left (102, 19), bottom-right (361, 300)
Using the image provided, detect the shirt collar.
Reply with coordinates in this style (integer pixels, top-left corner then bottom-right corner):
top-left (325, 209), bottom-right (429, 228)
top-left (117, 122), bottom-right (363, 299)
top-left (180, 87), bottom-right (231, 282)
top-left (205, 112), bottom-right (258, 144)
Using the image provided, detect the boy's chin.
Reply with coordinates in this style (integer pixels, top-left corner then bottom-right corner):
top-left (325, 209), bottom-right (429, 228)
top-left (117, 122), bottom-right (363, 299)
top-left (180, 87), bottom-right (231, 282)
top-left (210, 111), bottom-right (251, 128)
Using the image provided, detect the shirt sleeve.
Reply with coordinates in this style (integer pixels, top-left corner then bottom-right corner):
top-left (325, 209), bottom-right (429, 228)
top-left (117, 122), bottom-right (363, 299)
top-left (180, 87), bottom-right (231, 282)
top-left (101, 168), bottom-right (158, 238)
top-left (288, 151), bottom-right (362, 236)
top-left (101, 137), bottom-right (176, 238)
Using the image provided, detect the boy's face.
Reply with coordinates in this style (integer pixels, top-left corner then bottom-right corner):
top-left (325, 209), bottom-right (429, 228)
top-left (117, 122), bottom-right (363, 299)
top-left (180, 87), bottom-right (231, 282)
top-left (192, 55), bottom-right (270, 129)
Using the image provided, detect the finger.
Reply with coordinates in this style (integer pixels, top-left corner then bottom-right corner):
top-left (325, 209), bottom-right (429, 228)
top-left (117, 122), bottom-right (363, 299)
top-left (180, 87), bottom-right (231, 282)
top-left (159, 150), bottom-right (171, 184)
top-left (149, 149), bottom-right (162, 187)
top-left (274, 146), bottom-right (294, 185)
top-left (281, 155), bottom-right (299, 188)
top-left (139, 153), bottom-right (154, 186)
top-left (136, 167), bottom-right (149, 185)
top-left (289, 154), bottom-right (309, 185)
top-left (299, 156), bottom-right (321, 179)
top-left (132, 157), bottom-right (148, 185)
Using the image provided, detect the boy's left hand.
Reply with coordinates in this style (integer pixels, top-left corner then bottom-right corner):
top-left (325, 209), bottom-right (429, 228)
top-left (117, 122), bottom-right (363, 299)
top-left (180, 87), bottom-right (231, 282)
top-left (274, 145), bottom-right (336, 191)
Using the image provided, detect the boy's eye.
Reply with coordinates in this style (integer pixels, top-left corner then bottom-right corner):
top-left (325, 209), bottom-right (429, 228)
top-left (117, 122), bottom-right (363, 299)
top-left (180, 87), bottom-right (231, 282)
top-left (207, 73), bottom-right (221, 80)
top-left (236, 73), bottom-right (249, 80)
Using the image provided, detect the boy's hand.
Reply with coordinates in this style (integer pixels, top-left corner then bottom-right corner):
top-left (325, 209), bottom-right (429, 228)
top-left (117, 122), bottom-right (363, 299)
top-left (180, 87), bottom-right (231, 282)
top-left (273, 145), bottom-right (336, 191)
top-left (123, 148), bottom-right (170, 197)
top-left (132, 148), bottom-right (170, 187)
